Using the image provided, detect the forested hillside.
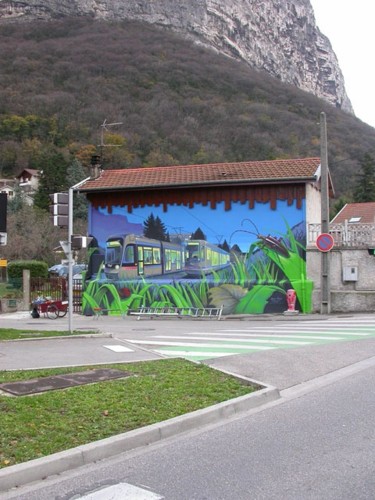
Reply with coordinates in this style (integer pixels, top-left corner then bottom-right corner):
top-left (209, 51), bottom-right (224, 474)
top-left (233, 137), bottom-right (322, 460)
top-left (1, 17), bottom-right (374, 199)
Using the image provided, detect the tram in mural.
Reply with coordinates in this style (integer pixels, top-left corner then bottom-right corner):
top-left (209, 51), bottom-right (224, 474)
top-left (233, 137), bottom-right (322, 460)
top-left (104, 234), bottom-right (230, 280)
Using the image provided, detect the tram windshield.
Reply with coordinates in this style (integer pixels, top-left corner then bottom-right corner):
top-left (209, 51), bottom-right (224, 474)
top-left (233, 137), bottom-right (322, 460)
top-left (105, 240), bottom-right (123, 265)
top-left (186, 243), bottom-right (200, 262)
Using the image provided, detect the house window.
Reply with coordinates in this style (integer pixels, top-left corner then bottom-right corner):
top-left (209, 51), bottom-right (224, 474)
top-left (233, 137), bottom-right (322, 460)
top-left (349, 217), bottom-right (361, 223)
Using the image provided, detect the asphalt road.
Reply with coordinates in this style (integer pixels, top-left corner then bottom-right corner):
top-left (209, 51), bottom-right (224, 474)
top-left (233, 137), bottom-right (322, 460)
top-left (1, 311), bottom-right (375, 391)
top-left (1, 311), bottom-right (375, 499)
top-left (3, 356), bottom-right (375, 499)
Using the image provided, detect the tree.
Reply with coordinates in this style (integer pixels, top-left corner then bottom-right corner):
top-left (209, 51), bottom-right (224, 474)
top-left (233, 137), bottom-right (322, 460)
top-left (7, 184), bottom-right (25, 214)
top-left (2, 205), bottom-right (63, 264)
top-left (330, 195), bottom-right (352, 220)
top-left (143, 213), bottom-right (169, 241)
top-left (230, 244), bottom-right (242, 255)
top-left (219, 239), bottom-right (230, 252)
top-left (353, 154), bottom-right (375, 202)
top-left (191, 227), bottom-right (206, 240)
top-left (33, 148), bottom-right (69, 211)
top-left (66, 158), bottom-right (89, 220)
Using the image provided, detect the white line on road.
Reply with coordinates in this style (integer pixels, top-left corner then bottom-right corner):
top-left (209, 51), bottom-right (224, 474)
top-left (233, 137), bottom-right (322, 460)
top-left (152, 335), bottom-right (312, 347)
top-left (155, 334), bottom-right (345, 341)
top-left (77, 482), bottom-right (163, 499)
top-left (125, 339), bottom-right (310, 347)
top-left (103, 345), bottom-right (134, 352)
top-left (221, 329), bottom-right (371, 336)
top-left (154, 350), bottom-right (237, 357)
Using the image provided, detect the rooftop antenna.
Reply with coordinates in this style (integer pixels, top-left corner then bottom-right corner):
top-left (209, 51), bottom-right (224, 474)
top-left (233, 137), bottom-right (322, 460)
top-left (99, 119), bottom-right (123, 158)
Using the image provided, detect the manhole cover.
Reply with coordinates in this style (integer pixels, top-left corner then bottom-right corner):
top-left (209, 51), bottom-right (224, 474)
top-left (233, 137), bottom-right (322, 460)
top-left (0, 368), bottom-right (131, 396)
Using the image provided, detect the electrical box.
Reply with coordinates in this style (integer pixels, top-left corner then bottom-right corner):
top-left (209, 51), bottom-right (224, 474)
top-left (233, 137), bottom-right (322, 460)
top-left (343, 266), bottom-right (358, 282)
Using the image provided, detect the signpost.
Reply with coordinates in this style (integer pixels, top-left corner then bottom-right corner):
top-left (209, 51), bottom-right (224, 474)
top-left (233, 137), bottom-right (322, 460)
top-left (316, 233), bottom-right (334, 253)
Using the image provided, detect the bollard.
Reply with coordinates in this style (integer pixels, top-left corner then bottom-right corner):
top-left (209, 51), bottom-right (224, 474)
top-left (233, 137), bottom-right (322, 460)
top-left (284, 289), bottom-right (298, 315)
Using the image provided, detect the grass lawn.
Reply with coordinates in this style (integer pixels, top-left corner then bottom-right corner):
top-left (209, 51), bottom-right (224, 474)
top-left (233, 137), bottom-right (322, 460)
top-left (0, 359), bottom-right (256, 469)
top-left (0, 328), bottom-right (96, 341)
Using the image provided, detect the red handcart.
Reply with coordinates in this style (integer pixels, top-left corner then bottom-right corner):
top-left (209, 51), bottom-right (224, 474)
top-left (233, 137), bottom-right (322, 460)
top-left (32, 299), bottom-right (68, 319)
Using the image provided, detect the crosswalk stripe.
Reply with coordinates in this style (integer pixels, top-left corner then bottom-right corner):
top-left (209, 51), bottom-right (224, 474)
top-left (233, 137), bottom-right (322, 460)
top-left (125, 339), bottom-right (313, 347)
top-left (222, 329), bottom-right (372, 336)
top-left (155, 350), bottom-right (239, 358)
top-left (155, 334), bottom-right (346, 341)
top-left (126, 339), bottom-right (279, 350)
top-left (152, 335), bottom-right (326, 344)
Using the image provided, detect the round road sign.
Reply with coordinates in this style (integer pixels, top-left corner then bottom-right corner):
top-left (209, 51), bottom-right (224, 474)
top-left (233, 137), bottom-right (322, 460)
top-left (316, 233), bottom-right (334, 252)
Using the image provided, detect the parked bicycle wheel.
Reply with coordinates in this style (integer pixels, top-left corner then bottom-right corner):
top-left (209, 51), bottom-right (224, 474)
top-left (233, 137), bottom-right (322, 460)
top-left (47, 304), bottom-right (59, 319)
top-left (58, 308), bottom-right (68, 318)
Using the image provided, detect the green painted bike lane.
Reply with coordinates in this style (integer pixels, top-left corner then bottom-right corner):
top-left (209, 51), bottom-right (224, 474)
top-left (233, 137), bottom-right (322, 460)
top-left (130, 325), bottom-right (375, 361)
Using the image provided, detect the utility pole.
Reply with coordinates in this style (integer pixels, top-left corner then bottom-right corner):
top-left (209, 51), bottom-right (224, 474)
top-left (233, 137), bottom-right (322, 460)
top-left (67, 177), bottom-right (91, 333)
top-left (320, 112), bottom-right (331, 314)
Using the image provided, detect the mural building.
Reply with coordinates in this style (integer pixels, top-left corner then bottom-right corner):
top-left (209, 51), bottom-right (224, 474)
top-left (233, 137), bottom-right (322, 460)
top-left (79, 158), bottom-right (323, 316)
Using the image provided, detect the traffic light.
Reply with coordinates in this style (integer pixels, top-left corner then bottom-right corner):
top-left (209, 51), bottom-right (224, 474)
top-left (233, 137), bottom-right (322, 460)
top-left (71, 234), bottom-right (93, 250)
top-left (0, 193), bottom-right (7, 246)
top-left (49, 192), bottom-right (69, 227)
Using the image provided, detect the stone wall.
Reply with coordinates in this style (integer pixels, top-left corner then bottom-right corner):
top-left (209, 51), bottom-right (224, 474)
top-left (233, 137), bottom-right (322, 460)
top-left (307, 247), bottom-right (375, 313)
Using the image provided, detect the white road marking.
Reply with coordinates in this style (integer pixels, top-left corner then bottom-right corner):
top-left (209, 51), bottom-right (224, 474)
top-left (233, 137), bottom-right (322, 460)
top-left (221, 329), bottom-right (371, 336)
top-left (125, 339), bottom-right (310, 347)
top-left (103, 345), bottom-right (134, 352)
top-left (155, 334), bottom-right (345, 341)
top-left (154, 350), bottom-right (238, 357)
top-left (77, 482), bottom-right (163, 499)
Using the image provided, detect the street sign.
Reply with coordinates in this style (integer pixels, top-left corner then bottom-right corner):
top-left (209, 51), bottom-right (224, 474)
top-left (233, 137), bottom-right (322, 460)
top-left (316, 233), bottom-right (334, 252)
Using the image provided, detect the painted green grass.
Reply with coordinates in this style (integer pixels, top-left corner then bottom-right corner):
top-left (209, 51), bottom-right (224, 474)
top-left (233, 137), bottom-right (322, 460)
top-left (0, 359), bottom-right (256, 468)
top-left (81, 221), bottom-right (313, 316)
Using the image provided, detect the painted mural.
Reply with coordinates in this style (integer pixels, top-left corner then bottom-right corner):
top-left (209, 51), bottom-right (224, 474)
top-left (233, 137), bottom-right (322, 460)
top-left (82, 199), bottom-right (313, 316)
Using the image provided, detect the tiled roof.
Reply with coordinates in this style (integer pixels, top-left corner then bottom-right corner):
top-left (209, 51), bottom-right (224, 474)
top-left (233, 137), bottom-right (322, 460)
top-left (331, 202), bottom-right (375, 224)
top-left (79, 157), bottom-right (321, 192)
top-left (16, 168), bottom-right (39, 178)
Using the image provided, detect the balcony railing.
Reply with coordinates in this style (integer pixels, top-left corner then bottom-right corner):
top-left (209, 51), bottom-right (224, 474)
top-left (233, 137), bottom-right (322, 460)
top-left (308, 222), bottom-right (375, 248)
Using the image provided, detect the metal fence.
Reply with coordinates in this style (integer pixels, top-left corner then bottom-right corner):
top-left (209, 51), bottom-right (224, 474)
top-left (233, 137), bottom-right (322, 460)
top-left (30, 277), bottom-right (82, 313)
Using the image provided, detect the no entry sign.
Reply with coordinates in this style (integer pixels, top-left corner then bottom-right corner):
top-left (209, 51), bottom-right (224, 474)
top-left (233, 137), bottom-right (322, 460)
top-left (316, 233), bottom-right (334, 252)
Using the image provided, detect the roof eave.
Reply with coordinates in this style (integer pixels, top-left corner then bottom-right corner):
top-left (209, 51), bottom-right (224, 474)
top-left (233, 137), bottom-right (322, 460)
top-left (78, 176), bottom-right (317, 193)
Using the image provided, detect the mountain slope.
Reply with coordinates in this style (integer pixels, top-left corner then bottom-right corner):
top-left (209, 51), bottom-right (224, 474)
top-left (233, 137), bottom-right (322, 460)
top-left (1, 0), bottom-right (352, 112)
top-left (0, 18), bottom-right (374, 199)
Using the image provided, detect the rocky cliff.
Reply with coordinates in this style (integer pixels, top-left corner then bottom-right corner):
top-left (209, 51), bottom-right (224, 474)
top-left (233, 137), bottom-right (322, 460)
top-left (0, 0), bottom-right (353, 113)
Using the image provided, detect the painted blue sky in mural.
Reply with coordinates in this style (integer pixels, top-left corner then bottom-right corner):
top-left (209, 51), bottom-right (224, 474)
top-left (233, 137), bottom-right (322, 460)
top-left (90, 199), bottom-right (306, 252)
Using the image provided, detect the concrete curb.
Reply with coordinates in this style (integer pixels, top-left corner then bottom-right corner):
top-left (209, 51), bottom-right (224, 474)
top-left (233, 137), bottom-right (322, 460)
top-left (2, 332), bottom-right (110, 342)
top-left (0, 381), bottom-right (279, 492)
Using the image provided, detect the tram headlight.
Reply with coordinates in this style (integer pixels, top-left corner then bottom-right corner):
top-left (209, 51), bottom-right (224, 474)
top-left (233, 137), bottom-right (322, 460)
top-left (115, 265), bottom-right (119, 269)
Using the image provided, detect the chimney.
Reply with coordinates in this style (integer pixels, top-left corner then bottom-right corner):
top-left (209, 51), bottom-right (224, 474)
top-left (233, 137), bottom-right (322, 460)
top-left (90, 155), bottom-right (101, 179)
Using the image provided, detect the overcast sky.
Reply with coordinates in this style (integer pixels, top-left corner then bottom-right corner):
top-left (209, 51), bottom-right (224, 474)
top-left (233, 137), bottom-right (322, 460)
top-left (310, 0), bottom-right (375, 129)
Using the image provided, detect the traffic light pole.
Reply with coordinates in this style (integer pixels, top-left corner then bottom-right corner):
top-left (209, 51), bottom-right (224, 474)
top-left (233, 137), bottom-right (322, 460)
top-left (67, 177), bottom-right (91, 333)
